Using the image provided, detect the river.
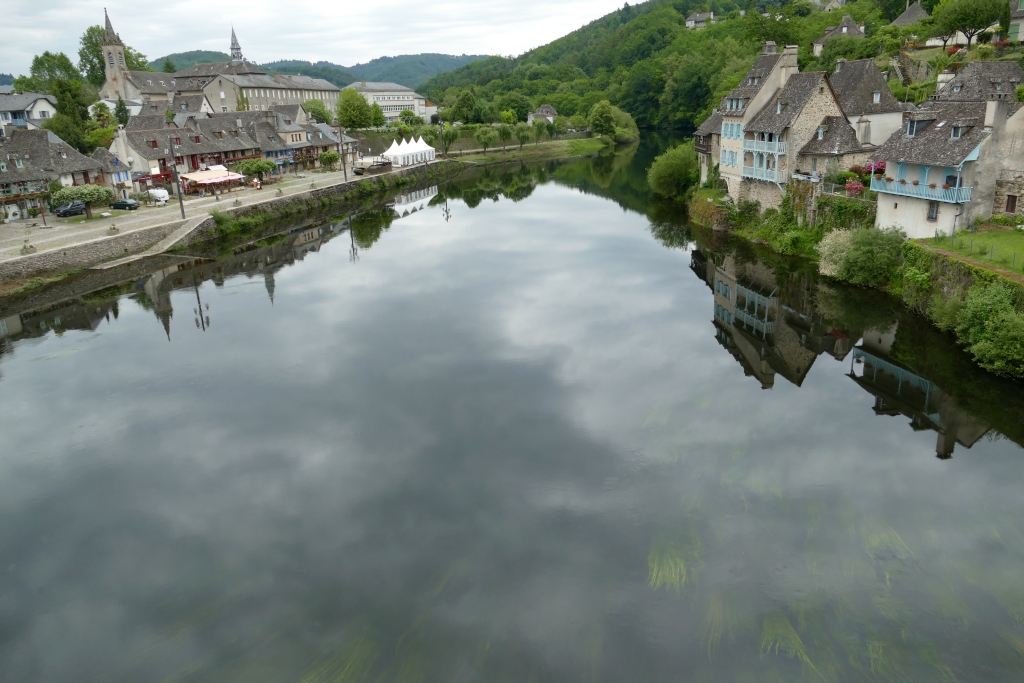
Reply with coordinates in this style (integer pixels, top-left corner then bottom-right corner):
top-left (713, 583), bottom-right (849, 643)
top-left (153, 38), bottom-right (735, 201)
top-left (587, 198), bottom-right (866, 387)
top-left (2, 135), bottom-right (1024, 682)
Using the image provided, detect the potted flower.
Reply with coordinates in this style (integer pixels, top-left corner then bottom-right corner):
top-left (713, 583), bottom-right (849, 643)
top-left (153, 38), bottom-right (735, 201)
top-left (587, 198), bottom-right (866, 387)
top-left (929, 183), bottom-right (937, 189)
top-left (942, 183), bottom-right (951, 190)
top-left (912, 179), bottom-right (919, 185)
top-left (898, 178), bottom-right (907, 184)
top-left (885, 176), bottom-right (894, 183)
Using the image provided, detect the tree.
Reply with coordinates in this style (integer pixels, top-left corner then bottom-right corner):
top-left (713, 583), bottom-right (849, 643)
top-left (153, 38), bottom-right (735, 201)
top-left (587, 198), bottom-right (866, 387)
top-left (233, 158), bottom-right (277, 181)
top-left (337, 88), bottom-right (373, 128)
top-left (473, 127), bottom-right (498, 154)
top-left (371, 103), bottom-right (386, 127)
top-left (162, 58), bottom-right (177, 73)
top-left (400, 109), bottom-right (423, 126)
top-left (531, 119), bottom-right (547, 145)
top-left (439, 125), bottom-right (460, 158)
top-left (303, 99), bottom-right (333, 124)
top-left (588, 100), bottom-right (616, 137)
top-left (236, 90), bottom-right (250, 112)
top-left (15, 52), bottom-right (81, 93)
top-left (115, 97), bottom-right (130, 126)
top-left (496, 123), bottom-right (512, 152)
top-left (318, 150), bottom-right (340, 170)
top-left (933, 0), bottom-right (1004, 48)
top-left (83, 125), bottom-right (117, 152)
top-left (41, 115), bottom-right (85, 151)
top-left (92, 101), bottom-right (113, 127)
top-left (497, 93), bottom-right (531, 122)
top-left (51, 184), bottom-right (115, 219)
top-left (499, 109), bottom-right (516, 126)
top-left (514, 122), bottom-right (532, 151)
top-left (647, 141), bottom-right (699, 201)
top-left (451, 89), bottom-right (477, 123)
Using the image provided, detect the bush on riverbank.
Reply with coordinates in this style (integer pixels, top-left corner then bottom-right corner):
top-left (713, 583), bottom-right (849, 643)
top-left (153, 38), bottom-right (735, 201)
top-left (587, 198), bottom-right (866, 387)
top-left (647, 141), bottom-right (699, 202)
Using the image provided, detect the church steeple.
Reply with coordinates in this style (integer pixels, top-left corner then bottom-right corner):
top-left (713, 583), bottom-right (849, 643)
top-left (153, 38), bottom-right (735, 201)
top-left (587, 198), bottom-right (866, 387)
top-left (230, 27), bottom-right (244, 62)
top-left (103, 8), bottom-right (123, 46)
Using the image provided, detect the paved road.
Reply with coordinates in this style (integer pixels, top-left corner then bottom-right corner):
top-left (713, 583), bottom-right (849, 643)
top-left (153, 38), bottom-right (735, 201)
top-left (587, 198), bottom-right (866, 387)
top-left (0, 168), bottom-right (361, 263)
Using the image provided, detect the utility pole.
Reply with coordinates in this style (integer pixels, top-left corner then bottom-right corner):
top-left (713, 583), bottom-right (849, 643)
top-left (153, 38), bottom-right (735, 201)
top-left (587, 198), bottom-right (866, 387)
top-left (168, 136), bottom-right (186, 219)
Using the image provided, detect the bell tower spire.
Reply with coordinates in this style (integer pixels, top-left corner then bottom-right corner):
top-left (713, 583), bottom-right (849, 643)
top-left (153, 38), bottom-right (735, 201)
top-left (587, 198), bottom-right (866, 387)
top-left (230, 27), bottom-right (244, 63)
top-left (100, 9), bottom-right (129, 101)
top-left (103, 8), bottom-right (123, 46)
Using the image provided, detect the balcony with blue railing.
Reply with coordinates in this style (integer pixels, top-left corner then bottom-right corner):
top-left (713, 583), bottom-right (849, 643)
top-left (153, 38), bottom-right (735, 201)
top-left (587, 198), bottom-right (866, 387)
top-left (742, 139), bottom-right (787, 154)
top-left (742, 166), bottom-right (779, 182)
top-left (870, 177), bottom-right (972, 203)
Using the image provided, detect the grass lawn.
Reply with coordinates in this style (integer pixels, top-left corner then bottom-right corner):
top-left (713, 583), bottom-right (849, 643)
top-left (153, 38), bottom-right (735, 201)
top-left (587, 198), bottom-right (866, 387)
top-left (458, 137), bottom-right (606, 163)
top-left (922, 227), bottom-right (1024, 277)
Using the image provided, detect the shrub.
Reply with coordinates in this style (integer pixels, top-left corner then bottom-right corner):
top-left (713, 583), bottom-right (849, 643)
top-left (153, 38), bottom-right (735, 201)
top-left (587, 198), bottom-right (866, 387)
top-left (647, 141), bottom-right (699, 201)
top-left (816, 229), bottom-right (855, 278)
top-left (837, 227), bottom-right (904, 287)
top-left (955, 282), bottom-right (1024, 378)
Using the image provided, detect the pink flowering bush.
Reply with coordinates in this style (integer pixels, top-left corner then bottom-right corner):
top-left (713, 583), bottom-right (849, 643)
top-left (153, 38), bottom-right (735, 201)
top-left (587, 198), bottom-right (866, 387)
top-left (866, 160), bottom-right (886, 174)
top-left (845, 181), bottom-right (864, 196)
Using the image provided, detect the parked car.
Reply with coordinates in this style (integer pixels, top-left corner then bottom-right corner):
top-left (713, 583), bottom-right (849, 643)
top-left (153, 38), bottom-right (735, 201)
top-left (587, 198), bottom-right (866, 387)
top-left (146, 188), bottom-right (169, 205)
top-left (109, 198), bottom-right (140, 210)
top-left (54, 201), bottom-right (87, 217)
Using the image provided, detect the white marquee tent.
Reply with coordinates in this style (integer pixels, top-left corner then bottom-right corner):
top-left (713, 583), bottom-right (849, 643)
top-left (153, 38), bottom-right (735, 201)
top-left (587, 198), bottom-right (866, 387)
top-left (382, 137), bottom-right (436, 167)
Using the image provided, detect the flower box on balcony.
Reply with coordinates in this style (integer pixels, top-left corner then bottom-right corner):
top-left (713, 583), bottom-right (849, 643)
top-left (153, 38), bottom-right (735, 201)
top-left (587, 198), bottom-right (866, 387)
top-left (898, 179), bottom-right (907, 185)
top-left (929, 183), bottom-right (937, 189)
top-left (942, 184), bottom-right (950, 190)
top-left (885, 177), bottom-right (893, 183)
top-left (912, 180), bottom-right (919, 186)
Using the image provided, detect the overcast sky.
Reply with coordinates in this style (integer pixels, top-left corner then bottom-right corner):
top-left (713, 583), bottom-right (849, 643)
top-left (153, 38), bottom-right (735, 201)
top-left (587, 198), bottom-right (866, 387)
top-left (3, 0), bottom-right (628, 77)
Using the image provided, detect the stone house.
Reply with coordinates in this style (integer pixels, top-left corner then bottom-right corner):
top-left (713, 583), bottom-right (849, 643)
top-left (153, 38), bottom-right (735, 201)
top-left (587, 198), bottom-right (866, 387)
top-left (694, 108), bottom-right (722, 185)
top-left (527, 104), bottom-right (558, 125)
top-left (797, 115), bottom-right (871, 180)
top-left (90, 147), bottom-right (134, 198)
top-left (0, 129), bottom-right (105, 220)
top-left (828, 58), bottom-right (906, 146)
top-left (685, 12), bottom-right (715, 29)
top-left (738, 71), bottom-right (847, 208)
top-left (812, 15), bottom-right (865, 57)
top-left (715, 42), bottom-right (800, 205)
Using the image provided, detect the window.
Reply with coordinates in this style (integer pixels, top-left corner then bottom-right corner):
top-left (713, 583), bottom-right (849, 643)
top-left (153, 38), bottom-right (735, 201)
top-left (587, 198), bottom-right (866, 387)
top-left (906, 120), bottom-right (928, 136)
top-left (150, 140), bottom-right (158, 148)
top-left (997, 83), bottom-right (1003, 91)
top-left (776, 101), bottom-right (781, 114)
top-left (873, 91), bottom-right (881, 103)
top-left (215, 131), bottom-right (223, 139)
top-left (945, 174), bottom-right (960, 187)
top-left (1007, 195), bottom-right (1018, 213)
top-left (194, 136), bottom-right (201, 143)
top-left (222, 107), bottom-right (228, 112)
top-left (107, 52), bottom-right (113, 66)
top-left (953, 85), bottom-right (961, 93)
top-left (842, 26), bottom-right (847, 33)
top-left (219, 91), bottom-right (226, 99)
top-left (927, 201), bottom-right (938, 222)
top-left (715, 279), bottom-right (733, 300)
top-left (180, 104), bottom-right (187, 110)
top-left (174, 137), bottom-right (181, 144)
top-left (0, 162), bottom-right (5, 171)
top-left (812, 157), bottom-right (818, 172)
top-left (950, 126), bottom-right (961, 139)
top-left (817, 127), bottom-right (823, 140)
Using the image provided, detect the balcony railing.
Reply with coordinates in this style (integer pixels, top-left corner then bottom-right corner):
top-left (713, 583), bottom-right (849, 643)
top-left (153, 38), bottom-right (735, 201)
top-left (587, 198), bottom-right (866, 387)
top-left (870, 177), bottom-right (972, 203)
top-left (742, 166), bottom-right (779, 182)
top-left (742, 139), bottom-right (786, 154)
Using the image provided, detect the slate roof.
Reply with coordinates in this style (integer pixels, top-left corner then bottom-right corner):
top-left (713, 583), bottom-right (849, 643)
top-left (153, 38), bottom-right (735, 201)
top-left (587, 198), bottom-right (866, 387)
top-left (687, 12), bottom-right (714, 22)
top-left (0, 128), bottom-right (102, 183)
top-left (127, 115), bottom-right (175, 131)
top-left (829, 59), bottom-right (902, 116)
top-left (695, 108), bottom-right (723, 137)
top-left (90, 147), bottom-right (119, 173)
top-left (0, 92), bottom-right (56, 113)
top-left (125, 119), bottom-right (259, 161)
top-left (722, 45), bottom-right (784, 108)
top-left (747, 72), bottom-right (830, 134)
top-left (0, 86), bottom-right (13, 95)
top-left (800, 116), bottom-right (863, 155)
top-left (346, 81), bottom-right (416, 94)
top-left (874, 101), bottom-right (989, 167)
top-left (891, 1), bottom-right (928, 26)
top-left (933, 60), bottom-right (1024, 103)
top-left (533, 104), bottom-right (558, 117)
top-left (174, 61), bottom-right (266, 78)
top-left (222, 73), bottom-right (338, 92)
top-left (127, 72), bottom-right (212, 95)
top-left (813, 14), bottom-right (865, 46)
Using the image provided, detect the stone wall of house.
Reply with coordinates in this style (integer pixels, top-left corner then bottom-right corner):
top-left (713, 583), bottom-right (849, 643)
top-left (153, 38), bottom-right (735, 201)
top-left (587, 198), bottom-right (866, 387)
top-left (739, 178), bottom-right (784, 210)
top-left (783, 82), bottom-right (846, 177)
top-left (993, 172), bottom-right (1024, 216)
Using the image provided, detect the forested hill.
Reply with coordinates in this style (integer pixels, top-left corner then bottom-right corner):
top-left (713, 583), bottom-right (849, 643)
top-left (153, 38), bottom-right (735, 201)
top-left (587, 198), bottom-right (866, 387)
top-left (260, 62), bottom-right (356, 88)
top-left (418, 0), bottom-right (902, 130)
top-left (148, 51), bottom-right (231, 70)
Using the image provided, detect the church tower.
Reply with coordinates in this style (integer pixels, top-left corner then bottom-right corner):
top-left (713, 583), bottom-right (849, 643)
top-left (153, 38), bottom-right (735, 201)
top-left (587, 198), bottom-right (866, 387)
top-left (230, 28), bottom-right (244, 63)
top-left (100, 9), bottom-right (129, 100)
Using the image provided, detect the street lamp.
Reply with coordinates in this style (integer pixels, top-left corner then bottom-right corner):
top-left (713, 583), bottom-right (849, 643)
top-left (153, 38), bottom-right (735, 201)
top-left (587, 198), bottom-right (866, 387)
top-left (168, 135), bottom-right (186, 219)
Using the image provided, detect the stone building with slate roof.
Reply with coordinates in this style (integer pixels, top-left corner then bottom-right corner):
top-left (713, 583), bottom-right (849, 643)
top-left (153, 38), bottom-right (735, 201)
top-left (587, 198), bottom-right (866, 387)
top-left (0, 129), bottom-right (106, 220)
top-left (798, 115), bottom-right (871, 177)
top-left (812, 15), bottom-right (865, 57)
top-left (685, 12), bottom-right (715, 29)
top-left (829, 58), bottom-right (906, 146)
top-left (694, 108), bottom-right (722, 185)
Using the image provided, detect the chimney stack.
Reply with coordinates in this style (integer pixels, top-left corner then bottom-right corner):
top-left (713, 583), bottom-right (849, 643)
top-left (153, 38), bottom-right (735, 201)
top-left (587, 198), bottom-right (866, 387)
top-left (763, 41), bottom-right (776, 54)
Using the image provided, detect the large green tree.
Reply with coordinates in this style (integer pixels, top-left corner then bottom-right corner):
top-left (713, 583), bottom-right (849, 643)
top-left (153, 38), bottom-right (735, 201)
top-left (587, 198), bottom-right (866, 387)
top-left (451, 89), bottom-right (477, 123)
top-left (337, 88), bottom-right (373, 128)
top-left (51, 184), bottom-right (115, 219)
top-left (14, 52), bottom-right (81, 93)
top-left (647, 141), bottom-right (699, 201)
top-left (78, 26), bottom-right (151, 88)
top-left (588, 100), bottom-right (616, 137)
top-left (933, 0), bottom-right (1004, 48)
top-left (115, 97), bottom-right (130, 126)
top-left (371, 103), bottom-right (386, 127)
top-left (162, 58), bottom-right (177, 73)
top-left (302, 99), bottom-right (333, 124)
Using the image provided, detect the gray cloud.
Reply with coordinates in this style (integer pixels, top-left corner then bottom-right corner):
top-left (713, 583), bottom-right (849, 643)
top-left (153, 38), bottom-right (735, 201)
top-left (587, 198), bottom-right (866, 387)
top-left (3, 0), bottom-right (627, 76)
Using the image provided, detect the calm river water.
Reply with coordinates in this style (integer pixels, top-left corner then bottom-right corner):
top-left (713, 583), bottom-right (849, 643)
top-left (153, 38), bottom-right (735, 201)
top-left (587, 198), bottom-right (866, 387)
top-left (2, 137), bottom-right (1024, 682)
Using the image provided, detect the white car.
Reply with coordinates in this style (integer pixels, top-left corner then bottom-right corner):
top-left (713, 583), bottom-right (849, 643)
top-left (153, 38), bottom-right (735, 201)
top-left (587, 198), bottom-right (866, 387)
top-left (147, 189), bottom-right (169, 205)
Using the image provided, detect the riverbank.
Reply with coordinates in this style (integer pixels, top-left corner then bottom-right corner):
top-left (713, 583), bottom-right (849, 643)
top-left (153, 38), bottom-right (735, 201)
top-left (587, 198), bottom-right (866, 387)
top-left (0, 161), bottom-right (466, 291)
top-left (455, 138), bottom-right (607, 164)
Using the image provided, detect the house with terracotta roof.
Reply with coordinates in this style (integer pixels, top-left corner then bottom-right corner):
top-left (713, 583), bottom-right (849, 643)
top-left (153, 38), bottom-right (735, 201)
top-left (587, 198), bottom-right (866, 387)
top-left (812, 15), bottom-right (865, 57)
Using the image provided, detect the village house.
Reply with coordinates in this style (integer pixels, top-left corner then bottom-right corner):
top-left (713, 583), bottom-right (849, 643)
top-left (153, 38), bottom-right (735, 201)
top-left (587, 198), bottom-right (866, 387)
top-left (828, 58), bottom-right (906, 146)
top-left (796, 115), bottom-right (871, 180)
top-left (345, 81), bottom-right (436, 123)
top-left (890, 1), bottom-right (929, 29)
top-left (811, 15), bottom-right (865, 57)
top-left (0, 129), bottom-right (105, 220)
top-left (872, 60), bottom-right (1024, 235)
top-left (90, 147), bottom-right (134, 198)
top-left (685, 12), bottom-right (715, 29)
top-left (527, 104), bottom-right (558, 125)
top-left (0, 93), bottom-right (57, 131)
top-left (694, 108), bottom-right (722, 185)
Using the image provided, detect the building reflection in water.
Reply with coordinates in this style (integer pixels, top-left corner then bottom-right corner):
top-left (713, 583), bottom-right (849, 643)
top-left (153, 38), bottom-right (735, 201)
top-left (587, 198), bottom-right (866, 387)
top-left (690, 245), bottom-right (994, 458)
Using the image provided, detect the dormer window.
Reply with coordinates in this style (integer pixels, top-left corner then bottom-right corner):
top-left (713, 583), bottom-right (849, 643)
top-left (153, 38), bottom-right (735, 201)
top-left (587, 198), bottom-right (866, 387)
top-left (174, 137), bottom-right (181, 144)
top-left (60, 152), bottom-right (66, 158)
top-left (996, 83), bottom-right (1003, 91)
top-left (953, 85), bottom-right (962, 93)
top-left (150, 140), bottom-right (158, 148)
top-left (906, 120), bottom-right (928, 137)
top-left (950, 125), bottom-right (962, 139)
top-left (194, 136), bottom-right (201, 143)
top-left (873, 91), bottom-right (881, 103)
top-left (180, 104), bottom-right (187, 110)
top-left (842, 26), bottom-right (847, 33)
top-left (817, 127), bottom-right (824, 140)
top-left (776, 101), bottom-right (781, 114)
top-left (15, 159), bottom-right (23, 168)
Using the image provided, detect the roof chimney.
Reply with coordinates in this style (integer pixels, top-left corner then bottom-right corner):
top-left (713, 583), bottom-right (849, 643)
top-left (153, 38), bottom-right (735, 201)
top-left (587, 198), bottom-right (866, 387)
top-left (836, 58), bottom-right (846, 72)
top-left (763, 41), bottom-right (776, 54)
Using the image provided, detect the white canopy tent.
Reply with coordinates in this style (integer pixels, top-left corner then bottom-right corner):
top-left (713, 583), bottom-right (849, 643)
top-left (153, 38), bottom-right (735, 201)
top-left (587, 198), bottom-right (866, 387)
top-left (382, 137), bottom-right (436, 167)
